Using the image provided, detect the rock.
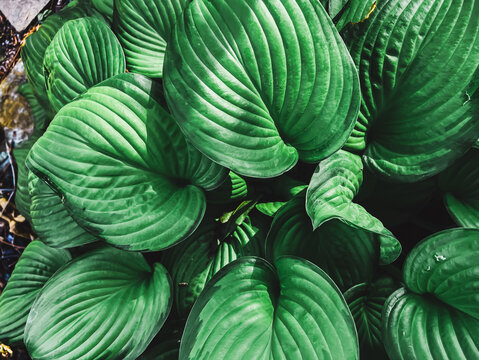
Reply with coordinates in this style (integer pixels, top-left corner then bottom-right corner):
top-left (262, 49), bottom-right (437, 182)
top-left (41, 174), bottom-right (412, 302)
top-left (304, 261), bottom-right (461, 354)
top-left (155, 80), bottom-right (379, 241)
top-left (0, 0), bottom-right (50, 32)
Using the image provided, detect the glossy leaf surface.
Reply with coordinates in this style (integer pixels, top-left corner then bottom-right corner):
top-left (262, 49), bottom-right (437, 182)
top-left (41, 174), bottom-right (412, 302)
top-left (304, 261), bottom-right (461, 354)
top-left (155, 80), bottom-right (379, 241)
top-left (25, 246), bottom-right (172, 360)
top-left (44, 17), bottom-right (125, 112)
top-left (164, 0), bottom-right (360, 177)
top-left (27, 73), bottom-right (226, 251)
top-left (180, 256), bottom-right (359, 359)
top-left (0, 241), bottom-right (71, 344)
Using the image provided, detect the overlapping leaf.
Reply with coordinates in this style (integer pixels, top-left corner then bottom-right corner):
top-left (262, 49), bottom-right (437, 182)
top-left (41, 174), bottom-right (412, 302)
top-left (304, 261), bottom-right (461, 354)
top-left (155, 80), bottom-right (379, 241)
top-left (343, 0), bottom-right (479, 181)
top-left (18, 83), bottom-right (48, 132)
top-left (92, 0), bottom-right (114, 20)
top-left (25, 246), bottom-right (172, 360)
top-left (327, 0), bottom-right (378, 31)
top-left (164, 0), bottom-right (360, 178)
top-left (113, 0), bottom-right (188, 77)
top-left (439, 149), bottom-right (479, 228)
top-left (27, 73), bottom-right (226, 251)
top-left (44, 17), bottom-right (125, 112)
top-left (306, 150), bottom-right (401, 264)
top-left (256, 176), bottom-right (307, 217)
top-left (0, 241), bottom-right (71, 345)
top-left (180, 256), bottom-right (359, 359)
top-left (206, 171), bottom-right (250, 205)
top-left (267, 191), bottom-right (379, 291)
top-left (28, 172), bottom-right (97, 249)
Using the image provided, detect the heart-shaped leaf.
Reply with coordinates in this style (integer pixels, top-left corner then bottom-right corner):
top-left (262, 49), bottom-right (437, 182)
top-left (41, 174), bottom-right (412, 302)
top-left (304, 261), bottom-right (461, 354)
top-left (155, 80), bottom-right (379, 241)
top-left (266, 191), bottom-right (380, 291)
top-left (438, 149), bottom-right (479, 228)
top-left (28, 172), bottom-right (97, 249)
top-left (180, 256), bottom-right (359, 359)
top-left (166, 215), bottom-right (265, 318)
top-left (27, 73), bottom-right (226, 251)
top-left (44, 17), bottom-right (125, 112)
top-left (25, 246), bottom-right (172, 360)
top-left (344, 276), bottom-right (399, 358)
top-left (113, 0), bottom-right (188, 78)
top-left (343, 0), bottom-right (479, 181)
top-left (306, 150), bottom-right (401, 264)
top-left (164, 0), bottom-right (360, 178)
top-left (0, 241), bottom-right (71, 345)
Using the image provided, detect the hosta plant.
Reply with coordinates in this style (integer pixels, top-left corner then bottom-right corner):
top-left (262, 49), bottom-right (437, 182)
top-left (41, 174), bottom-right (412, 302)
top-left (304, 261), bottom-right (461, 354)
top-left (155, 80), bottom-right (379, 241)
top-left (0, 0), bottom-right (478, 359)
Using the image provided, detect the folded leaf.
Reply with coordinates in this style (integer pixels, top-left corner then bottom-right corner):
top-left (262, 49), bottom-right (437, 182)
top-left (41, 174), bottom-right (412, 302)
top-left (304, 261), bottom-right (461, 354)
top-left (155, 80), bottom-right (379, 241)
top-left (18, 83), bottom-right (48, 131)
top-left (25, 246), bottom-right (172, 360)
top-left (44, 17), bottom-right (125, 112)
top-left (113, 0), bottom-right (188, 77)
top-left (164, 0), bottom-right (360, 178)
top-left (343, 0), bottom-right (479, 181)
top-left (306, 150), bottom-right (401, 264)
top-left (180, 256), bottom-right (359, 359)
top-left (92, 0), bottom-right (114, 20)
top-left (0, 241), bottom-right (71, 345)
top-left (27, 73), bottom-right (227, 251)
top-left (28, 172), bottom-right (97, 248)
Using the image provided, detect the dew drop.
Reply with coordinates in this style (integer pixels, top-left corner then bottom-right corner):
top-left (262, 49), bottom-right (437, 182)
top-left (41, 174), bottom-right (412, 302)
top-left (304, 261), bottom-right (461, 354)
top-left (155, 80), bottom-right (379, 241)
top-left (434, 254), bottom-right (446, 262)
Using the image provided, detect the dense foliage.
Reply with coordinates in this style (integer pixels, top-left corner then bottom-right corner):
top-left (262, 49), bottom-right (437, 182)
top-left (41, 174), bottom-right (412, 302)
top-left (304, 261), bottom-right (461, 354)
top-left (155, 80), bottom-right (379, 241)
top-left (1, 0), bottom-right (478, 359)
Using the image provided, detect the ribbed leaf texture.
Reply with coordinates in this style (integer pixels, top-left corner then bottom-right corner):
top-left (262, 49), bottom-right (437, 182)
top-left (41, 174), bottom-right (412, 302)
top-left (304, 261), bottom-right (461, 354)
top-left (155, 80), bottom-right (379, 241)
top-left (18, 83), bottom-right (48, 131)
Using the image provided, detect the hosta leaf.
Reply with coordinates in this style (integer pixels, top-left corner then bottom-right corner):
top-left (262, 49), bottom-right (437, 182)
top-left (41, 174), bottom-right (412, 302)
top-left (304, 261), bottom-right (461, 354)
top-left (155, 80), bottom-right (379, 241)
top-left (138, 320), bottom-right (182, 360)
top-left (206, 171), bottom-right (250, 205)
top-left (28, 172), bottom-right (97, 249)
top-left (0, 241), bottom-right (71, 345)
top-left (25, 246), bottom-right (172, 360)
top-left (13, 132), bottom-right (41, 222)
top-left (266, 191), bottom-right (379, 291)
top-left (92, 0), bottom-right (114, 20)
top-left (180, 256), bottom-right (359, 359)
top-left (344, 276), bottom-right (399, 358)
top-left (343, 0), bottom-right (479, 181)
top-left (306, 150), bottom-right (401, 264)
top-left (113, 0), bottom-right (188, 78)
top-left (403, 228), bottom-right (479, 320)
top-left (164, 0), bottom-right (360, 178)
top-left (44, 17), bottom-right (125, 112)
top-left (438, 149), bottom-right (479, 228)
top-left (256, 176), bottom-right (307, 217)
top-left (18, 83), bottom-right (48, 131)
top-left (383, 288), bottom-right (479, 360)
top-left (166, 216), bottom-right (264, 318)
top-left (27, 73), bottom-right (226, 252)
top-left (21, 0), bottom-right (101, 112)
top-left (329, 0), bottom-right (377, 31)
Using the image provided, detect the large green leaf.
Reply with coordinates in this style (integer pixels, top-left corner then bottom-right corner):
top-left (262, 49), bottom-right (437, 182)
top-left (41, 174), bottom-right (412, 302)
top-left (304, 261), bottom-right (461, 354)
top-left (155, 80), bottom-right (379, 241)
top-left (164, 0), bottom-right (360, 178)
top-left (266, 191), bottom-right (380, 291)
top-left (44, 17), bottom-right (125, 112)
top-left (28, 172), bottom-right (97, 248)
top-left (438, 149), bottom-right (479, 228)
top-left (206, 171), bottom-right (250, 205)
top-left (24, 246), bottom-right (172, 360)
top-left (180, 256), bottom-right (359, 359)
top-left (138, 320), bottom-right (182, 360)
top-left (328, 0), bottom-right (378, 31)
top-left (113, 0), bottom-right (188, 78)
top-left (166, 215), bottom-right (264, 318)
top-left (27, 73), bottom-right (226, 251)
top-left (21, 0), bottom-right (101, 113)
top-left (306, 150), bottom-right (401, 264)
top-left (0, 241), bottom-right (71, 345)
top-left (343, 0), bottom-right (479, 181)
top-left (92, 0), bottom-right (114, 20)
top-left (383, 289), bottom-right (479, 360)
top-left (344, 276), bottom-right (399, 359)
top-left (403, 228), bottom-right (479, 320)
top-left (18, 83), bottom-right (48, 131)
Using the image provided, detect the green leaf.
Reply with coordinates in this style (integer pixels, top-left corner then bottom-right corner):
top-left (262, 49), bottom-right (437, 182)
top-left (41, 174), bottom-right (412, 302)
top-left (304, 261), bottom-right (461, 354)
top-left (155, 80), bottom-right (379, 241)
top-left (28, 172), bottom-right (97, 249)
top-left (18, 83), bottom-right (48, 131)
top-left (0, 241), bottom-right (71, 345)
top-left (164, 0), bottom-right (360, 178)
top-left (27, 73), bottom-right (226, 252)
top-left (44, 17), bottom-right (125, 112)
top-left (344, 276), bottom-right (399, 359)
top-left (166, 216), bottom-right (264, 318)
top-left (206, 171), bottom-right (250, 205)
top-left (13, 132), bottom-right (42, 223)
top-left (180, 256), bottom-right (359, 359)
top-left (113, 0), bottom-right (188, 78)
top-left (138, 320), bottom-right (182, 360)
top-left (438, 149), bottom-right (479, 228)
top-left (383, 288), bottom-right (479, 360)
top-left (403, 228), bottom-right (479, 320)
top-left (266, 191), bottom-right (379, 291)
top-left (21, 0), bottom-right (101, 113)
top-left (343, 0), bottom-right (479, 181)
top-left (306, 150), bottom-right (401, 264)
top-left (92, 0), bottom-right (114, 20)
top-left (25, 246), bottom-right (172, 360)
top-left (330, 0), bottom-right (377, 31)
